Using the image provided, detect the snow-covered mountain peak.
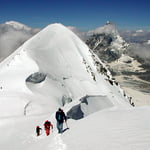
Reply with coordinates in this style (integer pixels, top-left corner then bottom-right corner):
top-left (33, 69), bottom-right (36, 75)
top-left (86, 24), bottom-right (129, 64)
top-left (0, 23), bottom-right (130, 117)
top-left (5, 21), bottom-right (31, 30)
top-left (23, 23), bottom-right (95, 78)
top-left (87, 22), bottom-right (128, 51)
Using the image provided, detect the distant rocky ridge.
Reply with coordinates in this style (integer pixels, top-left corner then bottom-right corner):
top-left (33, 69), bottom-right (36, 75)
top-left (84, 22), bottom-right (150, 106)
top-left (85, 22), bottom-right (143, 74)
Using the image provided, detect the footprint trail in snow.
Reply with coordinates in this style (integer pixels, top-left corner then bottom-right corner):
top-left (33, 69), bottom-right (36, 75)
top-left (48, 134), bottom-right (67, 150)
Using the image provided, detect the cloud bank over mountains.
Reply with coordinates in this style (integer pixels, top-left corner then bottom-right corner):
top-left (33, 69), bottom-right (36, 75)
top-left (120, 30), bottom-right (150, 43)
top-left (0, 21), bottom-right (40, 61)
top-left (0, 21), bottom-right (149, 64)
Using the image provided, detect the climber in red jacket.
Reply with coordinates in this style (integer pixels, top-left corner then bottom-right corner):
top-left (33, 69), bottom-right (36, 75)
top-left (44, 120), bottom-right (53, 136)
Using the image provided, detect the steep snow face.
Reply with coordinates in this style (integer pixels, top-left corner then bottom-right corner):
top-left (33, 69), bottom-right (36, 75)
top-left (0, 23), bottom-right (129, 117)
top-left (25, 24), bottom-right (95, 80)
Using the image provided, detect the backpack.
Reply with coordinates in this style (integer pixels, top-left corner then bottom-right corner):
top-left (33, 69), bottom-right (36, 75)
top-left (44, 121), bottom-right (50, 129)
top-left (57, 112), bottom-right (62, 121)
top-left (57, 111), bottom-right (64, 122)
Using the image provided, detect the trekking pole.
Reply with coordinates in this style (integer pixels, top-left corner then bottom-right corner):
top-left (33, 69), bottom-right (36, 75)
top-left (65, 120), bottom-right (69, 129)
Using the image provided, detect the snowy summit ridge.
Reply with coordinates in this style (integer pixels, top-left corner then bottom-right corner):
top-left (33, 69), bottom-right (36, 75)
top-left (0, 23), bottom-right (129, 117)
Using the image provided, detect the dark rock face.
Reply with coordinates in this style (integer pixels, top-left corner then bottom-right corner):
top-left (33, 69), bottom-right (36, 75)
top-left (86, 34), bottom-right (113, 52)
top-left (26, 72), bottom-right (46, 83)
top-left (86, 34), bottom-right (121, 63)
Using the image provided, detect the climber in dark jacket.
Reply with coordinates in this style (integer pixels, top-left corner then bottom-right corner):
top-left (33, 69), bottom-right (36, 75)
top-left (55, 108), bottom-right (67, 133)
top-left (36, 126), bottom-right (42, 136)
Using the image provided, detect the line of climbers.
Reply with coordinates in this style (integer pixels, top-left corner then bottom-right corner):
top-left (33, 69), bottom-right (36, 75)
top-left (36, 108), bottom-right (68, 136)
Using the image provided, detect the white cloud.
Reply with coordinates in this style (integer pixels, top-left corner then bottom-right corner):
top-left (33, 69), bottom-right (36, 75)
top-left (120, 30), bottom-right (150, 43)
top-left (67, 26), bottom-right (88, 41)
top-left (128, 43), bottom-right (150, 64)
top-left (0, 22), bottom-right (40, 62)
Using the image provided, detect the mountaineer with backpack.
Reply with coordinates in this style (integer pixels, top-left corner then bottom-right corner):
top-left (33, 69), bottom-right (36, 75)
top-left (55, 108), bottom-right (67, 133)
top-left (43, 120), bottom-right (53, 136)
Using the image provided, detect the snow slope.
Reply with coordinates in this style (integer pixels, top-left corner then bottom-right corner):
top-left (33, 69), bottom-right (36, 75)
top-left (0, 23), bottom-right (129, 117)
top-left (1, 104), bottom-right (150, 150)
top-left (63, 106), bottom-right (150, 150)
top-left (0, 23), bottom-right (150, 150)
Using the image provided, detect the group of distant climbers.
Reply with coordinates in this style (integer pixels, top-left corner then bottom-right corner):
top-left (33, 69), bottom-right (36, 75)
top-left (36, 108), bottom-right (68, 136)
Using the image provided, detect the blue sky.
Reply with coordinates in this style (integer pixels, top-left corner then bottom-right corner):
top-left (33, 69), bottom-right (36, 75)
top-left (0, 0), bottom-right (150, 30)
